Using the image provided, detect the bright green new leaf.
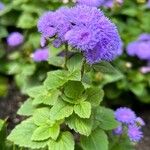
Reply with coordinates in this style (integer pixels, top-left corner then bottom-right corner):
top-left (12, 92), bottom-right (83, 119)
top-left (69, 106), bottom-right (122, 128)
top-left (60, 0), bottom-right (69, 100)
top-left (32, 123), bottom-right (60, 141)
top-left (17, 98), bottom-right (36, 116)
top-left (74, 101), bottom-right (91, 118)
top-left (95, 107), bottom-right (119, 130)
top-left (50, 99), bottom-right (73, 120)
top-left (66, 115), bottom-right (92, 136)
top-left (81, 128), bottom-right (108, 150)
top-left (86, 87), bottom-right (104, 107)
top-left (7, 118), bottom-right (48, 149)
top-left (48, 131), bottom-right (75, 150)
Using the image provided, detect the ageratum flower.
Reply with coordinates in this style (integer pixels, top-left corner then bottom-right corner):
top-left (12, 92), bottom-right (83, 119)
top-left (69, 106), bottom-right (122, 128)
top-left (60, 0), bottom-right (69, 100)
top-left (65, 5), bottom-right (122, 64)
top-left (136, 117), bottom-right (145, 126)
top-left (147, 0), bottom-right (150, 8)
top-left (128, 125), bottom-right (143, 142)
top-left (140, 66), bottom-right (150, 74)
top-left (32, 48), bottom-right (49, 62)
top-left (52, 38), bottom-right (62, 48)
top-left (113, 125), bottom-right (123, 135)
top-left (126, 33), bottom-right (150, 60)
top-left (76, 0), bottom-right (104, 7)
top-left (7, 32), bottom-right (24, 47)
top-left (0, 2), bottom-right (4, 11)
top-left (115, 107), bottom-right (136, 124)
top-left (102, 0), bottom-right (124, 8)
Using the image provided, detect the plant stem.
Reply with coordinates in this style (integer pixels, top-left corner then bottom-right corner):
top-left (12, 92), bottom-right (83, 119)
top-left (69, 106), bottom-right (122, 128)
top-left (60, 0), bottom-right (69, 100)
top-left (64, 43), bottom-right (68, 69)
top-left (81, 59), bottom-right (86, 78)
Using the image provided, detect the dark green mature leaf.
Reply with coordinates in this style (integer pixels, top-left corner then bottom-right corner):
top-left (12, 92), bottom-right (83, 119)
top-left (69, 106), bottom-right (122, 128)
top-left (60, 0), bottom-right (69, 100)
top-left (95, 107), bottom-right (119, 130)
top-left (81, 128), bottom-right (108, 150)
top-left (50, 98), bottom-right (73, 120)
top-left (86, 87), bottom-right (104, 107)
top-left (66, 115), bottom-right (93, 136)
top-left (7, 118), bottom-right (48, 149)
top-left (74, 101), bottom-right (91, 118)
top-left (64, 81), bottom-right (84, 99)
top-left (48, 132), bottom-right (75, 150)
top-left (17, 98), bottom-right (36, 116)
top-left (32, 123), bottom-right (60, 141)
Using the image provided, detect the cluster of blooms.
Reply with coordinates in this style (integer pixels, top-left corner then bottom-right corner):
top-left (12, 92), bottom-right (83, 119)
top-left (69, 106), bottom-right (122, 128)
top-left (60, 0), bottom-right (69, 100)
top-left (76, 0), bottom-right (124, 8)
top-left (0, 2), bottom-right (4, 11)
top-left (126, 33), bottom-right (150, 73)
top-left (7, 32), bottom-right (24, 47)
top-left (114, 107), bottom-right (145, 142)
top-left (32, 48), bottom-right (49, 62)
top-left (37, 5), bottom-right (122, 64)
top-left (147, 0), bottom-right (150, 8)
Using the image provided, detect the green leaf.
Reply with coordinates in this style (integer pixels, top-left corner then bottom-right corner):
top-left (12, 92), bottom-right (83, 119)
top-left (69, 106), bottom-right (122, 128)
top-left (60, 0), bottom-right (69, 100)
top-left (33, 89), bottom-right (60, 106)
top-left (17, 13), bottom-right (37, 29)
top-left (33, 108), bottom-right (54, 126)
top-left (74, 101), bottom-right (91, 118)
top-left (67, 54), bottom-right (83, 72)
top-left (7, 118), bottom-right (48, 149)
top-left (95, 107), bottom-right (119, 130)
top-left (64, 81), bottom-right (84, 99)
top-left (17, 98), bottom-right (36, 116)
top-left (44, 70), bottom-right (69, 90)
top-left (86, 87), bottom-right (104, 107)
top-left (0, 119), bottom-right (6, 149)
top-left (32, 123), bottom-right (60, 141)
top-left (48, 56), bottom-right (65, 68)
top-left (48, 131), bottom-right (75, 150)
top-left (66, 115), bottom-right (92, 136)
top-left (80, 128), bottom-right (108, 150)
top-left (50, 99), bottom-right (73, 120)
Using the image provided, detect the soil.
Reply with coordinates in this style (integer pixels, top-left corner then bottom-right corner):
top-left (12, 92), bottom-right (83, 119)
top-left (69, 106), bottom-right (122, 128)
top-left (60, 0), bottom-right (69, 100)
top-left (0, 81), bottom-right (150, 150)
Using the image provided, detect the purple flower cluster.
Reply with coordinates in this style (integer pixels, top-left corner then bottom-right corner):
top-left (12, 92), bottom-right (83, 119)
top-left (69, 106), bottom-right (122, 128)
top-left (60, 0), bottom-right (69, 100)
top-left (102, 0), bottom-right (124, 8)
top-left (7, 32), bottom-right (24, 47)
top-left (76, 0), bottom-right (104, 7)
top-left (126, 33), bottom-right (150, 61)
top-left (0, 2), bottom-right (4, 11)
top-left (114, 107), bottom-right (145, 142)
top-left (32, 48), bottom-right (49, 62)
top-left (37, 5), bottom-right (122, 64)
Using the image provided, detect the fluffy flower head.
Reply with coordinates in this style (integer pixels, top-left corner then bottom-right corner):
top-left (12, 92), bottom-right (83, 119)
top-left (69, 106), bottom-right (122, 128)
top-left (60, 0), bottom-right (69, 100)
top-left (136, 117), bottom-right (145, 126)
top-left (7, 32), bottom-right (24, 47)
top-left (115, 107), bottom-right (136, 124)
top-left (76, 0), bottom-right (104, 7)
top-left (113, 125), bottom-right (123, 135)
top-left (33, 48), bottom-right (49, 62)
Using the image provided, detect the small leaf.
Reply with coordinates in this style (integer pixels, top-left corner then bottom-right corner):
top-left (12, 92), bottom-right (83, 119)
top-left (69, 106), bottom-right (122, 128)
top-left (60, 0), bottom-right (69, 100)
top-left (32, 123), bottom-right (60, 141)
top-left (74, 101), bottom-right (91, 118)
top-left (66, 115), bottom-right (92, 136)
top-left (95, 107), bottom-right (119, 130)
top-left (64, 81), bottom-right (84, 99)
top-left (86, 87), bottom-right (104, 107)
top-left (7, 118), bottom-right (48, 149)
top-left (17, 98), bottom-right (36, 116)
top-left (81, 128), bottom-right (108, 150)
top-left (50, 99), bottom-right (73, 120)
top-left (48, 131), bottom-right (75, 150)
top-left (48, 56), bottom-right (65, 68)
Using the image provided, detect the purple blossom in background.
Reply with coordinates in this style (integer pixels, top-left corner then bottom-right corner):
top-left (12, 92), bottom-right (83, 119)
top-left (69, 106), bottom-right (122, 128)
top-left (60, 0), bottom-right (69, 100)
top-left (33, 48), bottom-right (49, 62)
top-left (140, 66), bottom-right (150, 74)
top-left (113, 125), bottom-right (123, 135)
top-left (0, 2), bottom-right (4, 11)
top-left (38, 5), bottom-right (122, 64)
top-left (147, 0), bottom-right (150, 8)
top-left (115, 107), bottom-right (136, 124)
top-left (136, 117), bottom-right (145, 126)
top-left (102, 0), bottom-right (124, 8)
top-left (128, 125), bottom-right (143, 142)
top-left (7, 32), bottom-right (24, 47)
top-left (126, 33), bottom-right (150, 60)
top-left (76, 0), bottom-right (104, 7)
top-left (52, 38), bottom-right (62, 48)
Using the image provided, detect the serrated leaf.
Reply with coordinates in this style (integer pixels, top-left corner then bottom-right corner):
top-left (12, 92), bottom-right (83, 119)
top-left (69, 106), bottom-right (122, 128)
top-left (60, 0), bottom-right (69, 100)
top-left (7, 118), bottom-right (48, 149)
top-left (48, 131), bottom-right (74, 150)
top-left (81, 128), bottom-right (108, 150)
top-left (50, 99), bottom-right (73, 120)
top-left (33, 107), bottom-right (54, 126)
top-left (64, 81), bottom-right (84, 99)
top-left (32, 123), bottom-right (60, 141)
top-left (74, 101), bottom-right (91, 118)
top-left (95, 107), bottom-right (119, 130)
top-left (33, 89), bottom-right (60, 106)
top-left (67, 54), bottom-right (83, 72)
top-left (48, 56), bottom-right (65, 68)
top-left (66, 115), bottom-right (92, 136)
top-left (86, 88), bottom-right (104, 107)
top-left (17, 98), bottom-right (35, 116)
